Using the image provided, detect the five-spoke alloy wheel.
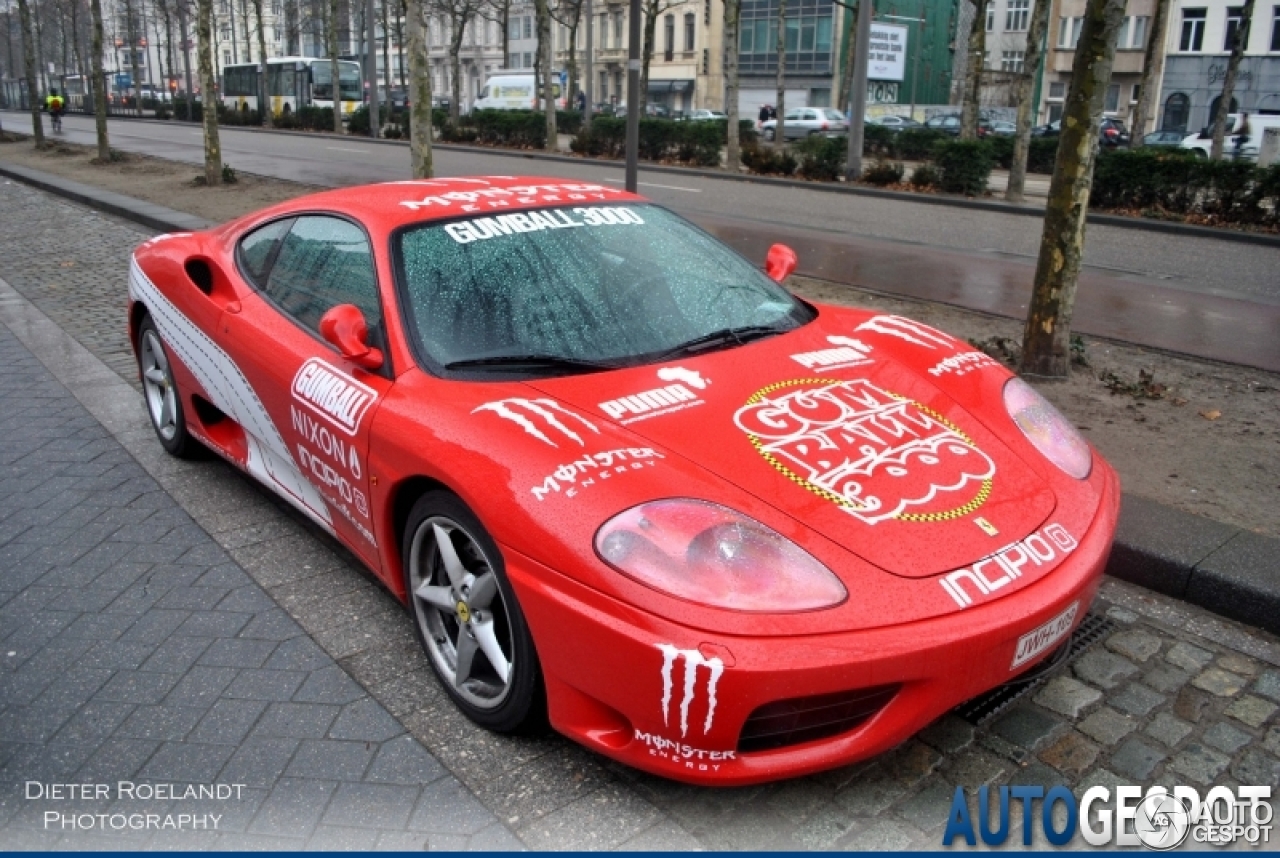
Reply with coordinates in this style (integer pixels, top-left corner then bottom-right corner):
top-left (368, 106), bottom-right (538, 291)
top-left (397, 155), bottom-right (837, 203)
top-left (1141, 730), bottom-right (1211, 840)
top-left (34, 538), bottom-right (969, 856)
top-left (137, 315), bottom-right (199, 458)
top-left (403, 491), bottom-right (544, 732)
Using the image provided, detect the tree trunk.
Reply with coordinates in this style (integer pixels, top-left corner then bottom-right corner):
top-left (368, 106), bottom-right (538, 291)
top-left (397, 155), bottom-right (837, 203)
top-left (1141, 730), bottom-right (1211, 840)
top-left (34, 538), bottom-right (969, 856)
top-left (565, 9), bottom-right (579, 110)
top-left (449, 18), bottom-right (464, 121)
top-left (1130, 0), bottom-right (1168, 141)
top-left (17, 0), bottom-right (43, 144)
top-left (197, 0), bottom-right (222, 183)
top-left (1005, 0), bottom-right (1049, 201)
top-left (380, 0), bottom-right (390, 96)
top-left (1019, 0), bottom-right (1125, 378)
top-left (396, 0), bottom-right (406, 87)
top-left (252, 0), bottom-right (270, 125)
top-left (1208, 0), bottom-right (1253, 160)
top-left (640, 0), bottom-right (655, 103)
top-left (535, 0), bottom-right (554, 148)
top-left (329, 0), bottom-right (342, 131)
top-left (773, 0), bottom-right (785, 146)
top-left (724, 0), bottom-right (740, 169)
top-left (407, 0), bottom-right (432, 175)
top-left (959, 0), bottom-right (984, 139)
top-left (126, 0), bottom-right (143, 116)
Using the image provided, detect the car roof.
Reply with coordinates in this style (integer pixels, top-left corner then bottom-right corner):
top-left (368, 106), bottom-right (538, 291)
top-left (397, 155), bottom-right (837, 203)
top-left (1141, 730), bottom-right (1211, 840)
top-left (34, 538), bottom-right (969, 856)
top-left (222, 176), bottom-right (647, 237)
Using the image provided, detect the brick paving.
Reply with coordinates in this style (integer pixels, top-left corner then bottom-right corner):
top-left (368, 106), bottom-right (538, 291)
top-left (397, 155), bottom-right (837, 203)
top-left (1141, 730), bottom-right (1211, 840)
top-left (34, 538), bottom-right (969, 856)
top-left (1, 178), bottom-right (1278, 849)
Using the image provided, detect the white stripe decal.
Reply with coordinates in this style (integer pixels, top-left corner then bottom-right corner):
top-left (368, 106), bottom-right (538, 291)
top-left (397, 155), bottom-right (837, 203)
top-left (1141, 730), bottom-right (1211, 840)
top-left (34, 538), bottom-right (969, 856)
top-left (129, 258), bottom-right (334, 532)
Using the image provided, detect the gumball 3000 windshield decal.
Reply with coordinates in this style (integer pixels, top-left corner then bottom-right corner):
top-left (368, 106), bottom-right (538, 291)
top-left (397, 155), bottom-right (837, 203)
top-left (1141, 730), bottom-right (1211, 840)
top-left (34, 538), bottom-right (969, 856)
top-left (734, 379), bottom-right (996, 525)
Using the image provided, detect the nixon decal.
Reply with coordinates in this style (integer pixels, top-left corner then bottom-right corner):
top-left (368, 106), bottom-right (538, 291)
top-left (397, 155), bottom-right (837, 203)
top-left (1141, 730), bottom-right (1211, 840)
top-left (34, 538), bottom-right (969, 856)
top-left (790, 336), bottom-right (874, 371)
top-left (601, 368), bottom-right (709, 424)
top-left (292, 359), bottom-right (376, 437)
top-left (735, 379), bottom-right (996, 525)
top-left (657, 644), bottom-right (723, 738)
top-left (633, 730), bottom-right (736, 771)
top-left (940, 523), bottom-right (1078, 608)
top-left (474, 398), bottom-right (600, 447)
top-left (291, 407), bottom-right (362, 479)
top-left (855, 315), bottom-right (954, 349)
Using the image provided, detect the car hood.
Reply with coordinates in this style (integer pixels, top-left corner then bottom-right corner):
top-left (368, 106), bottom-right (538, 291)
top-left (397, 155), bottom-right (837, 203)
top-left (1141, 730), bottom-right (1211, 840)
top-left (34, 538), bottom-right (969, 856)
top-left (526, 307), bottom-right (1058, 580)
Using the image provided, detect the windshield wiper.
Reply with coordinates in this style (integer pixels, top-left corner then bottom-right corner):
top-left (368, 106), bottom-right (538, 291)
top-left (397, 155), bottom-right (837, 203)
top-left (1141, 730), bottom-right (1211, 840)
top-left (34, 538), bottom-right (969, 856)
top-left (658, 325), bottom-right (789, 359)
top-left (444, 354), bottom-right (620, 374)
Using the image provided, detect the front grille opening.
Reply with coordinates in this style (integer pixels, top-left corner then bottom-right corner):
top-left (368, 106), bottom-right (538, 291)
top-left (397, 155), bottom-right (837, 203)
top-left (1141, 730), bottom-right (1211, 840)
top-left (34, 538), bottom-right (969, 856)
top-left (954, 611), bottom-right (1115, 725)
top-left (738, 684), bottom-right (900, 753)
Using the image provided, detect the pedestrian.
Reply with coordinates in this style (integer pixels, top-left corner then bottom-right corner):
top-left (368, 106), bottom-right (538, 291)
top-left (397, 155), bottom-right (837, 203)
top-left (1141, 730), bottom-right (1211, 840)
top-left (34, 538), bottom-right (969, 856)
top-left (45, 88), bottom-right (65, 132)
top-left (576, 90), bottom-right (586, 113)
top-left (1233, 112), bottom-right (1251, 159)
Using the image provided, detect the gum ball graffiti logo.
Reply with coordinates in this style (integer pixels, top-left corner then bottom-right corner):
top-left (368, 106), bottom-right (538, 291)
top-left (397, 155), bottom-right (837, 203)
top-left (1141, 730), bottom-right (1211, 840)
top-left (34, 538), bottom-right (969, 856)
top-left (734, 379), bottom-right (996, 525)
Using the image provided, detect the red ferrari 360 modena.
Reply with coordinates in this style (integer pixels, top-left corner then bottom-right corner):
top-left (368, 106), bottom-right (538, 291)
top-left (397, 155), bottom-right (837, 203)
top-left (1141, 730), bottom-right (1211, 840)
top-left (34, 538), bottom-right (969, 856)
top-left (128, 176), bottom-right (1118, 785)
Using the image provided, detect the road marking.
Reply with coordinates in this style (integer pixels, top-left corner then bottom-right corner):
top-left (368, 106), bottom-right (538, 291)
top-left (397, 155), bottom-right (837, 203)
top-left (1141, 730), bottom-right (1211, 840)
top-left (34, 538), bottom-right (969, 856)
top-left (326, 146), bottom-right (369, 153)
top-left (603, 178), bottom-right (701, 193)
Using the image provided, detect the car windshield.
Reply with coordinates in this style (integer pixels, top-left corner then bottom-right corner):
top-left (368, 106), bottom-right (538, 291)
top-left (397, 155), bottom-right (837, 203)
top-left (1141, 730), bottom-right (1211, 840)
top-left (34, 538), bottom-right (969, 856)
top-left (394, 204), bottom-right (813, 374)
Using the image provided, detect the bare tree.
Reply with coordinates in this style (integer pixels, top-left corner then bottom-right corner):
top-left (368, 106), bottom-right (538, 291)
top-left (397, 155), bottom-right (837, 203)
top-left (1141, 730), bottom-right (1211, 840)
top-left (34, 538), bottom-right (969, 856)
top-left (89, 0), bottom-right (109, 156)
top-left (723, 0), bottom-right (740, 169)
top-left (1019, 0), bottom-right (1125, 378)
top-left (328, 0), bottom-right (342, 130)
top-left (638, 0), bottom-right (677, 102)
top-left (407, 0), bottom-right (432, 175)
top-left (534, 0), bottom-right (553, 147)
top-left (17, 0), bottom-right (43, 144)
top-left (958, 0), bottom-right (984, 139)
top-left (432, 0), bottom-right (481, 120)
top-left (1208, 0), bottom-right (1254, 159)
top-left (550, 0), bottom-right (582, 108)
top-left (196, 0), bottom-right (222, 183)
top-left (1130, 0), bottom-right (1170, 141)
top-left (123, 0), bottom-right (143, 115)
top-left (249, 0), bottom-right (269, 124)
top-left (773, 0), bottom-right (785, 145)
top-left (1005, 0), bottom-right (1049, 202)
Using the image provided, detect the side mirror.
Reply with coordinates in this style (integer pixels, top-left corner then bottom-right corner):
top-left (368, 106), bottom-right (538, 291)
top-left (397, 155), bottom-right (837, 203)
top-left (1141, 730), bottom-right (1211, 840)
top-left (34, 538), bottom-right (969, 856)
top-left (319, 304), bottom-right (384, 370)
top-left (765, 243), bottom-right (798, 283)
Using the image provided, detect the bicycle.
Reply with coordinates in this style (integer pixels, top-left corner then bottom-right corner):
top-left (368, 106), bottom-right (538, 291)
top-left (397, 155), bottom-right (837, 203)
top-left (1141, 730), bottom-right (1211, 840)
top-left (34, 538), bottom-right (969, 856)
top-left (50, 110), bottom-right (63, 134)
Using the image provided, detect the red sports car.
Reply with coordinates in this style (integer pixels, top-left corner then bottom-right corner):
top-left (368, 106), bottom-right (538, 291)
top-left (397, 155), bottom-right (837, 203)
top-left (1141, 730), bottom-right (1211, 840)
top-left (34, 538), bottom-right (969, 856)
top-left (128, 177), bottom-right (1118, 785)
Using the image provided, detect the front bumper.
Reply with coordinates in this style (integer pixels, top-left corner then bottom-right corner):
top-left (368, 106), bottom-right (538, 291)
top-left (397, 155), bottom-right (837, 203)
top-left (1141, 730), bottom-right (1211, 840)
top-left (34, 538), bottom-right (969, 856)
top-left (506, 464), bottom-right (1119, 785)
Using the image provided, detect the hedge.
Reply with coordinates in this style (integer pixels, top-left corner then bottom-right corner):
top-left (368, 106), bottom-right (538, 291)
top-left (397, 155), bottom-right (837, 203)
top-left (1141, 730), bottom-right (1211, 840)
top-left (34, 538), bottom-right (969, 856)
top-left (570, 116), bottom-right (751, 166)
top-left (1091, 148), bottom-right (1280, 226)
top-left (933, 139), bottom-right (994, 196)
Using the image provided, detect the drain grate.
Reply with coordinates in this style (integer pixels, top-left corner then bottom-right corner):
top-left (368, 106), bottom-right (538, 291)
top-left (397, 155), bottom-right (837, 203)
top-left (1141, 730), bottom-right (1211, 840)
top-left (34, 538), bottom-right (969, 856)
top-left (953, 611), bottom-right (1116, 726)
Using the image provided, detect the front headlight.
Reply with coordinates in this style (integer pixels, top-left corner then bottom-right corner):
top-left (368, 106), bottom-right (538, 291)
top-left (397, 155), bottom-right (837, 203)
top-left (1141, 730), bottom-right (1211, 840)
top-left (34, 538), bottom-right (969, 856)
top-left (594, 499), bottom-right (847, 612)
top-left (1003, 377), bottom-right (1092, 479)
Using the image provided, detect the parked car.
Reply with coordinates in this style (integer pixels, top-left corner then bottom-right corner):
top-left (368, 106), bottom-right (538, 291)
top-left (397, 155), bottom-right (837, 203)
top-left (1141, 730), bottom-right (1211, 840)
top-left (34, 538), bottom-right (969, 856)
top-left (1179, 113), bottom-right (1280, 160)
top-left (129, 175), bottom-right (1118, 786)
top-left (1141, 130), bottom-right (1186, 148)
top-left (988, 120), bottom-right (1017, 136)
top-left (685, 109), bottom-right (728, 121)
top-left (869, 114), bottom-right (922, 131)
top-left (760, 107), bottom-right (849, 141)
top-left (472, 73), bottom-right (563, 111)
top-left (1032, 116), bottom-right (1129, 148)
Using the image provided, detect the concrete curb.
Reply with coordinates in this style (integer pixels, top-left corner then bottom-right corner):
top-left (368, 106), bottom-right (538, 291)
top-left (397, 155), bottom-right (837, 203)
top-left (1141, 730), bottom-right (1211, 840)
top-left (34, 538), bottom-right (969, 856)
top-left (4, 160), bottom-right (1279, 637)
top-left (23, 110), bottom-right (1280, 249)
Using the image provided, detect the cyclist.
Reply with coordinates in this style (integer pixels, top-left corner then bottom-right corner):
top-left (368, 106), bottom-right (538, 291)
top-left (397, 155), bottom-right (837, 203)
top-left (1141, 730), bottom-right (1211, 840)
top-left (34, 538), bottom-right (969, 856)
top-left (45, 89), bottom-right (65, 132)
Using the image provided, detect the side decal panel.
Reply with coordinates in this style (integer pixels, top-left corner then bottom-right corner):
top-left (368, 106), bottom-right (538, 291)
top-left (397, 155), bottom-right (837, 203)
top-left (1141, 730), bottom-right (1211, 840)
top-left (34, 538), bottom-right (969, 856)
top-left (130, 259), bottom-right (334, 532)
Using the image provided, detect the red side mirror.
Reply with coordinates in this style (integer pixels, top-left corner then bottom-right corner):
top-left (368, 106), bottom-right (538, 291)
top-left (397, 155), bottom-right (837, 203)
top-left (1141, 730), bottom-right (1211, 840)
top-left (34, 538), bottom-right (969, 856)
top-left (765, 243), bottom-right (798, 283)
top-left (319, 304), bottom-right (384, 370)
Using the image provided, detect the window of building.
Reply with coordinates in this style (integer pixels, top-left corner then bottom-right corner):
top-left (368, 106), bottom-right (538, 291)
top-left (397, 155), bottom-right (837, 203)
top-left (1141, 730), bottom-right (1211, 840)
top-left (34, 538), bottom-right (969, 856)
top-left (1132, 83), bottom-right (1141, 102)
top-left (737, 0), bottom-right (834, 75)
top-left (664, 14), bottom-right (675, 60)
top-left (1224, 6), bottom-right (1244, 49)
top-left (1057, 16), bottom-right (1082, 47)
top-left (522, 51), bottom-right (532, 67)
top-left (1049, 81), bottom-right (1065, 98)
top-left (223, 50), bottom-right (232, 65)
top-left (614, 12), bottom-right (624, 46)
top-left (685, 12), bottom-right (695, 50)
top-left (986, 1), bottom-right (995, 31)
top-left (1006, 0), bottom-right (1029, 31)
top-left (1272, 4), bottom-right (1280, 50)
top-left (1048, 103), bottom-right (1064, 122)
top-left (1001, 49), bottom-right (1025, 71)
top-left (1117, 15), bottom-right (1148, 48)
top-left (1105, 83), bottom-right (1119, 111)
top-left (1162, 91), bottom-right (1189, 131)
top-left (523, 16), bottom-right (532, 39)
top-left (1180, 8), bottom-right (1206, 51)
top-left (508, 52), bottom-right (519, 67)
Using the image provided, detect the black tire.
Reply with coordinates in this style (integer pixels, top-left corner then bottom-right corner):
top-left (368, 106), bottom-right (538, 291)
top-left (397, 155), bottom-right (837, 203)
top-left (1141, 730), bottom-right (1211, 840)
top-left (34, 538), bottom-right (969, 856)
top-left (137, 315), bottom-right (201, 459)
top-left (402, 491), bottom-right (546, 733)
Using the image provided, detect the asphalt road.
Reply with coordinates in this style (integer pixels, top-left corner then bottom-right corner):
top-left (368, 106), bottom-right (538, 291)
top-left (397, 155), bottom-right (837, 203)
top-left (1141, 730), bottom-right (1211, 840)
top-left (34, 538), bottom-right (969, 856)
top-left (6, 111), bottom-right (1280, 371)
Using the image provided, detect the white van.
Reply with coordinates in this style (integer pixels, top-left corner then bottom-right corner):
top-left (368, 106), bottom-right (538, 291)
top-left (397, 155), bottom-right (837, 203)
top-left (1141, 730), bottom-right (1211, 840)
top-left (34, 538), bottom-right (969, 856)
top-left (1179, 113), bottom-right (1280, 161)
top-left (472, 73), bottom-right (564, 112)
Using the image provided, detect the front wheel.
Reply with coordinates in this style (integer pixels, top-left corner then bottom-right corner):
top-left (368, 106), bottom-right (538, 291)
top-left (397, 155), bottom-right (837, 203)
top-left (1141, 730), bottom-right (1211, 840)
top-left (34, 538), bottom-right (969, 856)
top-left (137, 315), bottom-right (201, 458)
top-left (402, 491), bottom-right (546, 733)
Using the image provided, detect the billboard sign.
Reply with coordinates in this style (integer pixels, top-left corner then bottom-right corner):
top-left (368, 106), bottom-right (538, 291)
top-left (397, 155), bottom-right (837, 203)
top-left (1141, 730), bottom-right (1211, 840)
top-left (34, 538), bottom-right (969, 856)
top-left (868, 23), bottom-right (908, 82)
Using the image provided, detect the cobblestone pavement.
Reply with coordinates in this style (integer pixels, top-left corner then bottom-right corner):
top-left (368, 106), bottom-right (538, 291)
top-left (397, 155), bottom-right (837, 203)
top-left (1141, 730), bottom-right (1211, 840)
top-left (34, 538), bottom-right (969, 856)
top-left (1, 178), bottom-right (1278, 850)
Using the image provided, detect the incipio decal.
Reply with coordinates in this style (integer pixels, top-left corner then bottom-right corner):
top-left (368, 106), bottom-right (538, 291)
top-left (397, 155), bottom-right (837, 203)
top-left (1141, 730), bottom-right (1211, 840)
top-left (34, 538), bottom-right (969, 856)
top-left (940, 523), bottom-right (1079, 609)
top-left (291, 358), bottom-right (377, 437)
top-left (735, 378), bottom-right (996, 525)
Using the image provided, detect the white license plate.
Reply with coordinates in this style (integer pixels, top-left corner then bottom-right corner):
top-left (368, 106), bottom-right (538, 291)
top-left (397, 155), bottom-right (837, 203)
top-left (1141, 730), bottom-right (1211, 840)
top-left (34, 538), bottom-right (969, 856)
top-left (1011, 601), bottom-right (1079, 670)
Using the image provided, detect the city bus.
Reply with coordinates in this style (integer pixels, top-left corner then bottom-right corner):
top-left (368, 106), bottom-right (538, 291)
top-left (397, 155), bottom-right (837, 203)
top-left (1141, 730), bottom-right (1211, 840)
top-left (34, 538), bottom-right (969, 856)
top-left (221, 56), bottom-right (361, 119)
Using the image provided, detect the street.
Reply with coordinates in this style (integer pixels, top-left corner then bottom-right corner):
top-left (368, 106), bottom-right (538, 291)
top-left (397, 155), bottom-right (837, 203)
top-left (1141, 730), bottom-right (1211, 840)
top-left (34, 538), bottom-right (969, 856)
top-left (0, 167), bottom-right (1277, 849)
top-left (6, 110), bottom-right (1279, 374)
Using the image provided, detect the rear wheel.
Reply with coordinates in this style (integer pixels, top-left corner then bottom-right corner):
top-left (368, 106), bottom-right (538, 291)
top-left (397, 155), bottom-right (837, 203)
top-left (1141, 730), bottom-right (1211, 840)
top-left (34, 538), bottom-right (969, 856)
top-left (402, 491), bottom-right (545, 733)
top-left (137, 316), bottom-right (200, 458)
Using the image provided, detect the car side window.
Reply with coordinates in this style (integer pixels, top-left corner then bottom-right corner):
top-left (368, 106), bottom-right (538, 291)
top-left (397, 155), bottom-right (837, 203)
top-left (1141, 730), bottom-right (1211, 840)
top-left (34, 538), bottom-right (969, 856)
top-left (263, 215), bottom-right (383, 336)
top-left (237, 218), bottom-right (294, 288)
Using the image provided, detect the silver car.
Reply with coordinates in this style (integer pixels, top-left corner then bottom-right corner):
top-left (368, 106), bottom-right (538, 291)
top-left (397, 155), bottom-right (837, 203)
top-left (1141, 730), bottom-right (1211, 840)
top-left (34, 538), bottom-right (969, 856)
top-left (761, 107), bottom-right (849, 141)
